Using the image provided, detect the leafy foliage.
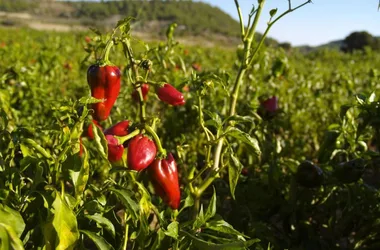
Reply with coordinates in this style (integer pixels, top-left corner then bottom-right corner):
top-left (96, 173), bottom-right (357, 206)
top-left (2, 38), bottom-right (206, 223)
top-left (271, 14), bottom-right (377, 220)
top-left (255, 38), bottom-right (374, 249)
top-left (1, 2), bottom-right (380, 249)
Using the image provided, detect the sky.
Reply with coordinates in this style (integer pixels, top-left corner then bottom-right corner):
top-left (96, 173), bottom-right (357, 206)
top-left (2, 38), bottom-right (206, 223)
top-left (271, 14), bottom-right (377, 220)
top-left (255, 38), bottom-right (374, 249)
top-left (201, 0), bottom-right (380, 46)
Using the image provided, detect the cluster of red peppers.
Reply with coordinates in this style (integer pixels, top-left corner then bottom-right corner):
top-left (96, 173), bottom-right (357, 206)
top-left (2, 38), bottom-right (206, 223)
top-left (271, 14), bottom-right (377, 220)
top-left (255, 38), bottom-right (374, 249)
top-left (81, 58), bottom-right (185, 210)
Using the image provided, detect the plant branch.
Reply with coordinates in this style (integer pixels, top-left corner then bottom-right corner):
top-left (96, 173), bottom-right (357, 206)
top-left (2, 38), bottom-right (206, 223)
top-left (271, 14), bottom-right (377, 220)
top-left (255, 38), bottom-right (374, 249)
top-left (248, 0), bottom-right (311, 66)
top-left (144, 125), bottom-right (166, 157)
top-left (234, 0), bottom-right (245, 39)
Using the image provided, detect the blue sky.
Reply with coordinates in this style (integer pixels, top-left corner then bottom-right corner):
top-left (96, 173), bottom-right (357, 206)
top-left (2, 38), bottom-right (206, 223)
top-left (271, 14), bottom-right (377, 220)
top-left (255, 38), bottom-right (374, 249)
top-left (202, 0), bottom-right (380, 46)
top-left (63, 0), bottom-right (380, 46)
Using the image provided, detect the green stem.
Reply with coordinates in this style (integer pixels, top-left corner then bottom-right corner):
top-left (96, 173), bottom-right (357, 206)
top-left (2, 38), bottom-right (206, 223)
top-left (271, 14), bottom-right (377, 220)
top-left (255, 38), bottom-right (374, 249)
top-left (136, 86), bottom-right (147, 121)
top-left (234, 0), bottom-right (245, 39)
top-left (192, 189), bottom-right (201, 220)
top-left (101, 40), bottom-right (114, 65)
top-left (116, 129), bottom-right (141, 144)
top-left (123, 39), bottom-right (148, 123)
top-left (144, 125), bottom-right (166, 157)
top-left (248, 0), bottom-right (311, 66)
top-left (229, 68), bottom-right (247, 117)
top-left (60, 181), bottom-right (65, 200)
top-left (198, 96), bottom-right (211, 142)
top-left (246, 0), bottom-right (265, 41)
top-left (188, 164), bottom-right (209, 184)
top-left (122, 214), bottom-right (129, 250)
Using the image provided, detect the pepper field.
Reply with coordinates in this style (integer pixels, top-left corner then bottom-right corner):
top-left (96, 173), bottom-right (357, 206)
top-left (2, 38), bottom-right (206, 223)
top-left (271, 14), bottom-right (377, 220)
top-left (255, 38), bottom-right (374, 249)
top-left (1, 11), bottom-right (380, 250)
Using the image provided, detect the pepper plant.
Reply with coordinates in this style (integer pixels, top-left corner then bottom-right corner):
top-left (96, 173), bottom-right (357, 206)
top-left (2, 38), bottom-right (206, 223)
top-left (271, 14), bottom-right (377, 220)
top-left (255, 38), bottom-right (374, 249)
top-left (0, 0), bottom-right (322, 249)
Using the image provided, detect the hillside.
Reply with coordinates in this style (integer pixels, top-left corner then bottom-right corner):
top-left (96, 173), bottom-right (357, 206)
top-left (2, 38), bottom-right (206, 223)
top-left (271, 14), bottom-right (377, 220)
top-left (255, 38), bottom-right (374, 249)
top-left (0, 0), bottom-right (239, 36)
top-left (0, 0), bottom-right (283, 47)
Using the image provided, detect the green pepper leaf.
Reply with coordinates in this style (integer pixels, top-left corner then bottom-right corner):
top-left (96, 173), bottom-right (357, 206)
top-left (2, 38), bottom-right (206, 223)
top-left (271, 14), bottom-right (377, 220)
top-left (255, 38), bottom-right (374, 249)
top-left (206, 219), bottom-right (247, 238)
top-left (204, 188), bottom-right (216, 222)
top-left (109, 188), bottom-right (139, 221)
top-left (229, 154), bottom-right (244, 200)
top-left (80, 230), bottom-right (114, 250)
top-left (85, 214), bottom-right (116, 238)
top-left (225, 127), bottom-right (260, 156)
top-left (181, 230), bottom-right (260, 250)
top-left (52, 193), bottom-right (80, 250)
top-left (0, 204), bottom-right (25, 238)
top-left (0, 223), bottom-right (24, 250)
top-left (164, 221), bottom-right (179, 240)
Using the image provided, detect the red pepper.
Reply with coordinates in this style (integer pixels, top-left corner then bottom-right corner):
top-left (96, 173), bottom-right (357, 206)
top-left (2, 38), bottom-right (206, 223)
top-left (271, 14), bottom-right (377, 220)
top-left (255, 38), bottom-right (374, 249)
top-left (105, 135), bottom-right (124, 162)
top-left (84, 120), bottom-right (102, 140)
top-left (260, 96), bottom-right (278, 113)
top-left (87, 64), bottom-right (121, 121)
top-left (127, 134), bottom-right (157, 171)
top-left (104, 120), bottom-right (130, 136)
top-left (132, 83), bottom-right (150, 102)
top-left (191, 62), bottom-right (202, 72)
top-left (156, 83), bottom-right (185, 106)
top-left (149, 153), bottom-right (180, 209)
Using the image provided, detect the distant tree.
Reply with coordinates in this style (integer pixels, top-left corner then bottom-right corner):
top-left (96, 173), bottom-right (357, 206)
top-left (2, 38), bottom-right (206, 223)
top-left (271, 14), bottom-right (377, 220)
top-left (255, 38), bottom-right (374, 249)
top-left (279, 42), bottom-right (292, 51)
top-left (341, 31), bottom-right (380, 53)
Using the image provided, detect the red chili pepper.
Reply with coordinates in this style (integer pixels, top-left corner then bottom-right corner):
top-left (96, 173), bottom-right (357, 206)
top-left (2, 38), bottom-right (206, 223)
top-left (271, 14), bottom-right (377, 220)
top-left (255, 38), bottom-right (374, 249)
top-left (191, 62), bottom-right (202, 72)
top-left (104, 120), bottom-right (130, 136)
top-left (260, 96), bottom-right (278, 113)
top-left (241, 167), bottom-right (249, 176)
top-left (127, 134), bottom-right (157, 171)
top-left (105, 135), bottom-right (124, 162)
top-left (156, 83), bottom-right (185, 106)
top-left (85, 120), bottom-right (102, 140)
top-left (132, 83), bottom-right (150, 102)
top-left (87, 64), bottom-right (121, 121)
top-left (149, 153), bottom-right (180, 209)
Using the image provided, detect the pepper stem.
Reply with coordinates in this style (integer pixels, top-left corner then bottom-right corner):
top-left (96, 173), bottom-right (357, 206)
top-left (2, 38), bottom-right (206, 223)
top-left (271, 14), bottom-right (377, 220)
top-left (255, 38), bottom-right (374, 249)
top-left (100, 40), bottom-right (114, 65)
top-left (115, 129), bottom-right (141, 145)
top-left (144, 125), bottom-right (166, 157)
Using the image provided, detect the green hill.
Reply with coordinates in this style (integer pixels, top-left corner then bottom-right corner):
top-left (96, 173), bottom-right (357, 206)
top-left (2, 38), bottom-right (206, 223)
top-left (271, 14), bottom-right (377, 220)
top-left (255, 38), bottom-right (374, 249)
top-left (0, 0), bottom-right (240, 37)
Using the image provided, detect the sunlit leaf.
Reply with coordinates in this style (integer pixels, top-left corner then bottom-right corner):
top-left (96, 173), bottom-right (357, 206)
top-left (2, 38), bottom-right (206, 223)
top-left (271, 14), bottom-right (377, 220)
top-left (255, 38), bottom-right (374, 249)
top-left (225, 127), bottom-right (260, 156)
top-left (0, 223), bottom-right (24, 250)
top-left (0, 204), bottom-right (25, 238)
top-left (52, 194), bottom-right (79, 250)
top-left (164, 221), bottom-right (179, 240)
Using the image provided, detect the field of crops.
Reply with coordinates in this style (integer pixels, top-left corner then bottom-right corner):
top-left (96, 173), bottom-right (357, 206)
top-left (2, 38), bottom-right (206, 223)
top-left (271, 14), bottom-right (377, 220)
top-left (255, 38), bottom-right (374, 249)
top-left (1, 6), bottom-right (380, 250)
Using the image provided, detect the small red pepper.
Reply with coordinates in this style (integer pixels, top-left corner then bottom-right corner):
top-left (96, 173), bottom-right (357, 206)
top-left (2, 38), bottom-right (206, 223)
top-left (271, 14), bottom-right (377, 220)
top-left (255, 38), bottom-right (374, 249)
top-left (84, 120), bottom-right (102, 140)
top-left (191, 62), bottom-right (201, 72)
top-left (104, 120), bottom-right (130, 136)
top-left (127, 134), bottom-right (157, 171)
top-left (156, 83), bottom-right (185, 106)
top-left (105, 135), bottom-right (124, 162)
top-left (260, 96), bottom-right (278, 113)
top-left (132, 83), bottom-right (150, 102)
top-left (149, 153), bottom-right (180, 209)
top-left (87, 64), bottom-right (121, 121)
